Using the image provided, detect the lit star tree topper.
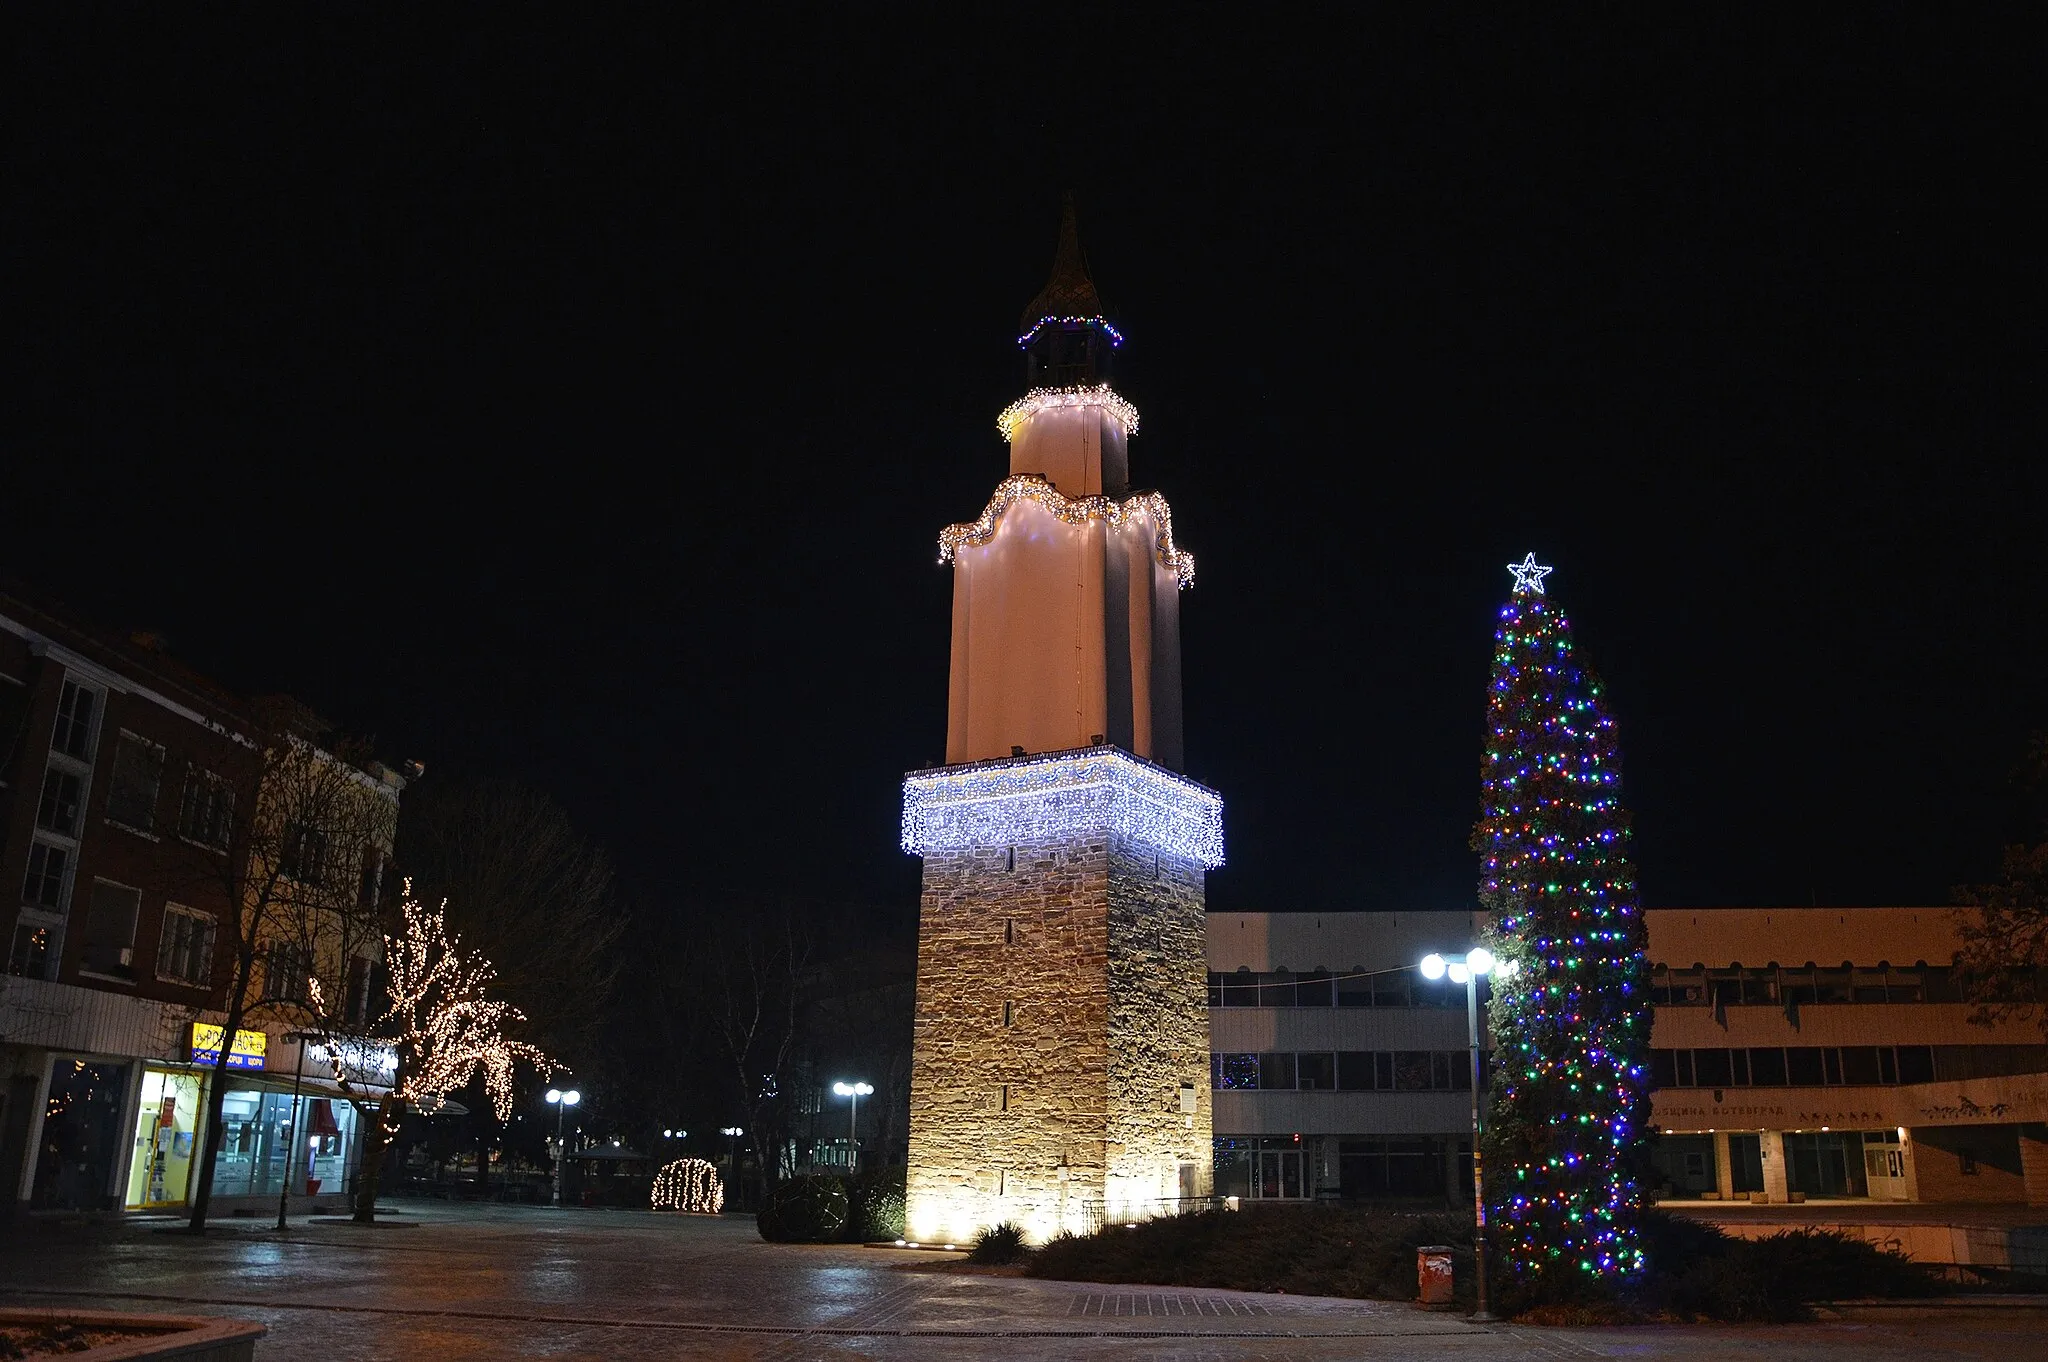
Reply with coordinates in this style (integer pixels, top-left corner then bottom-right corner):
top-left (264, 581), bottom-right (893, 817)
top-left (1507, 552), bottom-right (1553, 595)
top-left (1472, 562), bottom-right (1651, 1290)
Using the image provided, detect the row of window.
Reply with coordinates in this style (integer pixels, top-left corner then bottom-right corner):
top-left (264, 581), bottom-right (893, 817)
top-left (1210, 962), bottom-right (2043, 1011)
top-left (1651, 1044), bottom-right (2048, 1089)
top-left (1211, 1050), bottom-right (1482, 1092)
top-left (7, 880), bottom-right (216, 987)
top-left (1208, 968), bottom-right (1479, 1010)
top-left (1648, 964), bottom-right (2029, 1006)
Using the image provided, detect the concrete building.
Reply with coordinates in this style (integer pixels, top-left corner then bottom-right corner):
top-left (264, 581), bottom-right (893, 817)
top-left (1206, 908), bottom-right (2048, 1207)
top-left (1, 586), bottom-right (404, 1216)
top-left (902, 203), bottom-right (1222, 1244)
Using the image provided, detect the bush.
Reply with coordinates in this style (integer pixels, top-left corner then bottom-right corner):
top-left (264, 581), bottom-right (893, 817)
top-left (755, 1175), bottom-right (849, 1243)
top-left (845, 1170), bottom-right (907, 1242)
top-left (970, 1221), bottom-right (1028, 1264)
top-left (1028, 1207), bottom-right (1474, 1300)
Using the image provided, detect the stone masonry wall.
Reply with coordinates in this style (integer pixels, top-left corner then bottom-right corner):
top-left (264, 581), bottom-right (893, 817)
top-left (1104, 835), bottom-right (1212, 1217)
top-left (905, 821), bottom-right (1210, 1242)
top-left (906, 833), bottom-right (1112, 1243)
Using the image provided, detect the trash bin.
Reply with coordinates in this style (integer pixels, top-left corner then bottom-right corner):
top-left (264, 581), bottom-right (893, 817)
top-left (1417, 1245), bottom-right (1456, 1308)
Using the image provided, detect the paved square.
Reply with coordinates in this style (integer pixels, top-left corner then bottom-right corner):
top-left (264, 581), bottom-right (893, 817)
top-left (0, 1203), bottom-right (2037, 1360)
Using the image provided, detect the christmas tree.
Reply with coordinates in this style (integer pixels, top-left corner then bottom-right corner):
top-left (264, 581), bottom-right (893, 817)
top-left (1474, 555), bottom-right (1651, 1288)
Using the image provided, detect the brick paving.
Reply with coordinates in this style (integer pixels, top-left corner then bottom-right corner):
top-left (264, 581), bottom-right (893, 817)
top-left (0, 1201), bottom-right (2041, 1360)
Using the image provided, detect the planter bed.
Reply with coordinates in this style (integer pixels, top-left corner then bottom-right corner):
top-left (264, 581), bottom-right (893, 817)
top-left (0, 1308), bottom-right (264, 1361)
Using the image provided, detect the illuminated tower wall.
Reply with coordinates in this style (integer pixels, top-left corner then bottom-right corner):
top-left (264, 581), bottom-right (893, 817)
top-left (902, 202), bottom-right (1221, 1243)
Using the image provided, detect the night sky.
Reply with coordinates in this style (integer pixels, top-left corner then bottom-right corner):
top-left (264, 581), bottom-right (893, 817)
top-left (6, 13), bottom-right (2041, 923)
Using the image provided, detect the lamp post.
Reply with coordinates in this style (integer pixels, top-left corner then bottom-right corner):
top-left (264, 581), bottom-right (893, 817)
top-left (1419, 948), bottom-right (1516, 1323)
top-left (545, 1088), bottom-right (581, 1208)
top-left (720, 1126), bottom-right (745, 1207)
top-left (831, 1082), bottom-right (872, 1174)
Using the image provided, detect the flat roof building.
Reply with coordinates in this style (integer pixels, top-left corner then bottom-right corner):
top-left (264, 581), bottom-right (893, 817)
top-left (1207, 908), bottom-right (2048, 1208)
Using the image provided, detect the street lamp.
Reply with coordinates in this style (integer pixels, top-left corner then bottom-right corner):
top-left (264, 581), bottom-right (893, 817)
top-left (545, 1087), bottom-right (581, 1208)
top-left (719, 1126), bottom-right (745, 1207)
top-left (1419, 948), bottom-right (1517, 1322)
top-left (831, 1081), bottom-right (873, 1173)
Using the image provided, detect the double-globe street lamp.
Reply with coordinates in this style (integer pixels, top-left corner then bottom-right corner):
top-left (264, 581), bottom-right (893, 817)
top-left (720, 1126), bottom-right (746, 1207)
top-left (1419, 948), bottom-right (1518, 1323)
top-left (831, 1081), bottom-right (873, 1174)
top-left (545, 1087), bottom-right (582, 1208)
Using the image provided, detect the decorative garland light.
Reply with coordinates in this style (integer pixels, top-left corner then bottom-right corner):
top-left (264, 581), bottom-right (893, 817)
top-left (938, 474), bottom-right (1194, 588)
top-left (1016, 315), bottom-right (1126, 348)
top-left (902, 745), bottom-right (1224, 868)
top-left (652, 1157), bottom-right (725, 1214)
top-left (996, 384), bottom-right (1140, 443)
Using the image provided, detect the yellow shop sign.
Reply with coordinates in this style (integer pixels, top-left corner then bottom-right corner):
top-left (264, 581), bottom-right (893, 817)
top-left (189, 1023), bottom-right (267, 1070)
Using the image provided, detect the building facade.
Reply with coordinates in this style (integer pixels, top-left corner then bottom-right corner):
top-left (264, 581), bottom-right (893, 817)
top-left (1, 587), bottom-right (403, 1217)
top-left (1207, 908), bottom-right (2048, 1207)
top-left (902, 204), bottom-right (1222, 1244)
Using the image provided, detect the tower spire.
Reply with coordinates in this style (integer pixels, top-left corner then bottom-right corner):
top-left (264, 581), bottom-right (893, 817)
top-left (1020, 192), bottom-right (1104, 332)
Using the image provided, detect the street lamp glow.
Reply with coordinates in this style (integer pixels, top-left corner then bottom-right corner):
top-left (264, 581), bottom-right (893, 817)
top-left (545, 1086), bottom-right (583, 1207)
top-left (720, 1126), bottom-right (744, 1137)
top-left (1417, 948), bottom-right (1500, 1323)
top-left (833, 1081), bottom-right (874, 1173)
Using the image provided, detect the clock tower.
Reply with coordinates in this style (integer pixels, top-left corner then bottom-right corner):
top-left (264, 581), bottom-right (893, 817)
top-left (901, 200), bottom-right (1222, 1243)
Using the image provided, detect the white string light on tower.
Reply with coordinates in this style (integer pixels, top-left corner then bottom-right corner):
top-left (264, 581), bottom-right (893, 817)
top-left (995, 384), bottom-right (1140, 443)
top-left (938, 474), bottom-right (1195, 588)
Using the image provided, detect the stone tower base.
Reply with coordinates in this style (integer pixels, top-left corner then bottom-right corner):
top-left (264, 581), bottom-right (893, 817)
top-left (899, 747), bottom-right (1221, 1243)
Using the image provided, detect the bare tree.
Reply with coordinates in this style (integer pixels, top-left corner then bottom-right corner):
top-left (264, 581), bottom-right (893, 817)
top-left (394, 778), bottom-right (620, 1060)
top-left (681, 909), bottom-right (811, 1195)
top-left (1954, 733), bottom-right (2048, 1035)
top-left (165, 702), bottom-right (401, 1232)
top-left (306, 884), bottom-right (551, 1221)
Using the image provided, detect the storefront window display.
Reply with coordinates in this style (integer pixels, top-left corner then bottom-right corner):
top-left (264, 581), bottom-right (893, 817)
top-left (32, 1059), bottom-right (131, 1211)
top-left (125, 1068), bottom-right (203, 1209)
top-left (208, 1086), bottom-right (360, 1199)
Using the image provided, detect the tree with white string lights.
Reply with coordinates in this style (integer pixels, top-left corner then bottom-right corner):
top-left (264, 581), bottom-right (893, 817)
top-left (307, 881), bottom-right (551, 1222)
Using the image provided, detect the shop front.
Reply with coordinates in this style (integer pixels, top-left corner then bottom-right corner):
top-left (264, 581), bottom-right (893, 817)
top-left (124, 1067), bottom-right (204, 1210)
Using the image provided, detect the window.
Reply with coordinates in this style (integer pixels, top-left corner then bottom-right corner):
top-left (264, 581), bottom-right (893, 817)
top-left (1896, 1045), bottom-right (1935, 1084)
top-left (263, 941), bottom-right (312, 1004)
top-left (105, 734), bottom-right (166, 831)
top-left (22, 841), bottom-right (69, 909)
top-left (8, 922), bottom-right (53, 978)
top-left (1257, 1052), bottom-right (1297, 1090)
top-left (51, 680), bottom-right (97, 758)
top-left (1786, 1047), bottom-right (1824, 1085)
top-left (1296, 1052), bottom-right (1336, 1090)
top-left (344, 955), bottom-right (381, 1025)
top-left (1372, 970), bottom-right (1412, 1008)
top-left (1748, 1047), bottom-right (1787, 1085)
top-left (1337, 1051), bottom-right (1375, 1090)
top-left (178, 768), bottom-right (233, 848)
top-left (156, 905), bottom-right (216, 987)
top-left (1392, 1051), bottom-right (1434, 1091)
top-left (80, 881), bottom-right (142, 975)
top-left (1002, 1001), bottom-right (1013, 1027)
top-left (37, 768), bottom-right (83, 835)
top-left (280, 823), bottom-right (329, 885)
top-left (1295, 971), bottom-right (1334, 1007)
top-left (1212, 1053), bottom-right (1259, 1089)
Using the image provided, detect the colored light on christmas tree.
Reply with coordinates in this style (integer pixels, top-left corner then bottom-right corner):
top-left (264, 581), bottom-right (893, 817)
top-left (1474, 555), bottom-right (1651, 1286)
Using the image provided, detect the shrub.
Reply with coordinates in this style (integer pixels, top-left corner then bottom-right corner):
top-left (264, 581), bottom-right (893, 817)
top-left (845, 1170), bottom-right (907, 1242)
top-left (1028, 1207), bottom-right (1473, 1300)
top-left (970, 1221), bottom-right (1028, 1264)
top-left (755, 1175), bottom-right (849, 1243)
